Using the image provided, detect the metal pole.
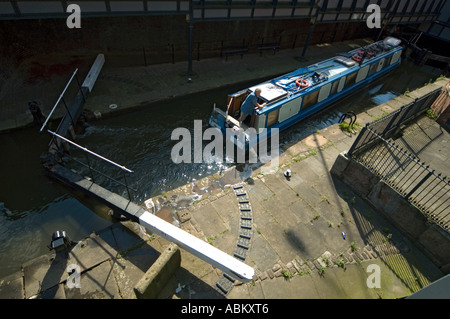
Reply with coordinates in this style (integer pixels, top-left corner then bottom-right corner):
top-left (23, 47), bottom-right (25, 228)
top-left (405, 170), bottom-right (433, 199)
top-left (188, 23), bottom-right (193, 80)
top-left (85, 153), bottom-right (96, 183)
top-left (61, 97), bottom-right (76, 127)
top-left (346, 124), bottom-right (367, 157)
top-left (143, 46), bottom-right (147, 66)
top-left (197, 42), bottom-right (200, 61)
top-left (74, 74), bottom-right (86, 102)
top-left (47, 130), bottom-right (133, 173)
top-left (187, 0), bottom-right (193, 81)
top-left (123, 171), bottom-right (132, 201)
top-left (302, 17), bottom-right (316, 57)
top-left (40, 68), bottom-right (78, 132)
top-left (172, 44), bottom-right (175, 64)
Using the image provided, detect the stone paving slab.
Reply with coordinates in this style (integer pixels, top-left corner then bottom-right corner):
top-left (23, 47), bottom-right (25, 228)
top-left (22, 251), bottom-right (67, 299)
top-left (64, 260), bottom-right (121, 299)
top-left (1, 33), bottom-right (448, 300)
top-left (68, 235), bottom-right (117, 273)
top-left (0, 271), bottom-right (24, 299)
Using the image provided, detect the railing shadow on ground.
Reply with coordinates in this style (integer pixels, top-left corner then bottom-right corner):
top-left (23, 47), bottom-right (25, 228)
top-left (331, 174), bottom-right (441, 293)
top-left (324, 90), bottom-right (448, 292)
top-left (314, 128), bottom-right (441, 292)
top-left (347, 88), bottom-right (449, 230)
top-left (277, 128), bottom-right (441, 293)
top-left (394, 117), bottom-right (444, 160)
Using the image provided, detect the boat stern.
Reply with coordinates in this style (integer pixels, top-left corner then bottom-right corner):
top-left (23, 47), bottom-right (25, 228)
top-left (208, 105), bottom-right (227, 132)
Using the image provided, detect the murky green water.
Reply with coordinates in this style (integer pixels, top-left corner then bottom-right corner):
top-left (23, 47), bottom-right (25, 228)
top-left (0, 59), bottom-right (442, 279)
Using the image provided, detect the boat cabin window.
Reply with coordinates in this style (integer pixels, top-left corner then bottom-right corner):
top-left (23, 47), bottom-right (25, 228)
top-left (344, 72), bottom-right (357, 89)
top-left (368, 62), bottom-right (378, 77)
top-left (330, 80), bottom-right (339, 96)
top-left (318, 83), bottom-right (331, 102)
top-left (227, 90), bottom-right (248, 119)
top-left (383, 55), bottom-right (392, 68)
top-left (356, 65), bottom-right (370, 83)
top-left (337, 76), bottom-right (346, 92)
top-left (278, 97), bottom-right (302, 122)
top-left (376, 58), bottom-right (385, 72)
top-left (302, 90), bottom-right (320, 110)
top-left (266, 109), bottom-right (279, 127)
top-left (390, 51), bottom-right (401, 65)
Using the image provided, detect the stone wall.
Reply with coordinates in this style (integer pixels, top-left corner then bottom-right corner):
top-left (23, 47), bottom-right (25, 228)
top-left (0, 15), bottom-right (373, 69)
top-left (134, 243), bottom-right (181, 299)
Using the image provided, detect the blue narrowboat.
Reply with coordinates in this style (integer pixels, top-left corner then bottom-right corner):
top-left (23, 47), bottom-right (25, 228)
top-left (209, 37), bottom-right (403, 149)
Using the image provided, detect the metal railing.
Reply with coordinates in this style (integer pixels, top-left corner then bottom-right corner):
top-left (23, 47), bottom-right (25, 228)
top-left (353, 128), bottom-right (449, 231)
top-left (346, 87), bottom-right (449, 232)
top-left (40, 68), bottom-right (85, 133)
top-left (347, 88), bottom-right (442, 157)
top-left (47, 130), bottom-right (137, 201)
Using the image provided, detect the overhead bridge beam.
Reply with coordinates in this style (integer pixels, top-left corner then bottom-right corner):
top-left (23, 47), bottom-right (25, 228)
top-left (0, 0), bottom-right (189, 20)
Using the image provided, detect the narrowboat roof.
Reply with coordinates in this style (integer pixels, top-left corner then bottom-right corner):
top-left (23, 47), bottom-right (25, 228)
top-left (244, 37), bottom-right (403, 114)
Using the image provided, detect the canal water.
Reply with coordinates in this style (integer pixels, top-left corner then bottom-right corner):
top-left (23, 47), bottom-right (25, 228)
top-left (0, 60), bottom-right (442, 279)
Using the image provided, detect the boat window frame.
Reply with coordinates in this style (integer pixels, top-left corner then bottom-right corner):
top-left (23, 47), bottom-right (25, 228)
top-left (368, 62), bottom-right (378, 77)
top-left (344, 71), bottom-right (357, 89)
top-left (254, 113), bottom-right (267, 130)
top-left (383, 55), bottom-right (392, 68)
top-left (318, 82), bottom-right (332, 103)
top-left (330, 79), bottom-right (339, 96)
top-left (390, 50), bottom-right (402, 65)
top-left (376, 58), bottom-right (385, 72)
top-left (356, 65), bottom-right (370, 83)
top-left (337, 76), bottom-right (346, 92)
top-left (278, 96), bottom-right (302, 123)
top-left (266, 109), bottom-right (279, 128)
top-left (301, 89), bottom-right (320, 110)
